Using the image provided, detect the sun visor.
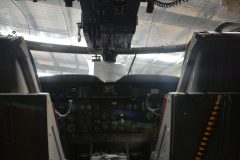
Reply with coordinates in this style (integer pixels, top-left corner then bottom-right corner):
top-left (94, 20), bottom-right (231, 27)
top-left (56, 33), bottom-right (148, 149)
top-left (221, 0), bottom-right (240, 15)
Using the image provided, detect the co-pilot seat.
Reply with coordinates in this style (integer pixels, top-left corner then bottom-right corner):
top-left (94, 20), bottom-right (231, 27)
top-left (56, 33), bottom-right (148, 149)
top-left (152, 30), bottom-right (240, 160)
top-left (0, 36), bottom-right (65, 160)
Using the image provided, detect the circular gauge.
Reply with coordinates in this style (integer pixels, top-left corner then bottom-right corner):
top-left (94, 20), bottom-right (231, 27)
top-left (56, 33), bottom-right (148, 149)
top-left (80, 105), bottom-right (85, 110)
top-left (87, 105), bottom-right (92, 110)
top-left (68, 114), bottom-right (75, 122)
top-left (133, 104), bottom-right (137, 110)
top-left (67, 123), bottom-right (76, 133)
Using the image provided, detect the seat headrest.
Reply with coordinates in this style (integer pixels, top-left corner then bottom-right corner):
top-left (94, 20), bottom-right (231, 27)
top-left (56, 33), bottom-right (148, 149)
top-left (0, 36), bottom-right (40, 93)
top-left (177, 32), bottom-right (240, 92)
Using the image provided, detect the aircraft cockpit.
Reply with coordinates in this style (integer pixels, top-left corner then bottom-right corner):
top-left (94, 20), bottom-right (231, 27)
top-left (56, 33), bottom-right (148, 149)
top-left (0, 0), bottom-right (240, 160)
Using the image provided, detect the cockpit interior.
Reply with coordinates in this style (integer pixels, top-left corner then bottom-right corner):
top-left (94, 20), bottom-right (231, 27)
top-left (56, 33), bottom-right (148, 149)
top-left (0, 0), bottom-right (240, 160)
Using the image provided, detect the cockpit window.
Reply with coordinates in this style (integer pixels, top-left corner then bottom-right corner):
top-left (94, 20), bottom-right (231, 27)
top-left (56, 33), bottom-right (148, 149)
top-left (31, 50), bottom-right (184, 81)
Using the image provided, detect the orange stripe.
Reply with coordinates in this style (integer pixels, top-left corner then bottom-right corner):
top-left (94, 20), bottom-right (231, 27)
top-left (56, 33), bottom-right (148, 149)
top-left (200, 142), bottom-right (208, 146)
top-left (214, 106), bottom-right (221, 110)
top-left (202, 137), bottom-right (209, 141)
top-left (204, 131), bottom-right (211, 136)
top-left (209, 116), bottom-right (217, 121)
top-left (199, 146), bottom-right (206, 151)
top-left (197, 152), bottom-right (204, 156)
top-left (211, 111), bottom-right (219, 116)
top-left (206, 127), bottom-right (214, 131)
top-left (208, 121), bottom-right (215, 126)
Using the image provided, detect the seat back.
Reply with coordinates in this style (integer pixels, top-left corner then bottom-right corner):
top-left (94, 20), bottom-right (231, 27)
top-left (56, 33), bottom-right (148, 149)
top-left (0, 36), bottom-right (40, 93)
top-left (0, 94), bottom-right (66, 160)
top-left (177, 32), bottom-right (240, 92)
top-left (151, 93), bottom-right (240, 160)
top-left (0, 37), bottom-right (66, 160)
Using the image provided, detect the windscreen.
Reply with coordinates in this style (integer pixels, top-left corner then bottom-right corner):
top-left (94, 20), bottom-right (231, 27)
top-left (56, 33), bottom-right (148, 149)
top-left (31, 50), bottom-right (184, 81)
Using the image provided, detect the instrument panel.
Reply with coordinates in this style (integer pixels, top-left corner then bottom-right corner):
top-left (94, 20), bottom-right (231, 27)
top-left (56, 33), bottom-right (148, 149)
top-left (40, 75), bottom-right (179, 159)
top-left (49, 81), bottom-right (167, 142)
top-left (40, 75), bottom-right (179, 142)
top-left (57, 97), bottom-right (161, 138)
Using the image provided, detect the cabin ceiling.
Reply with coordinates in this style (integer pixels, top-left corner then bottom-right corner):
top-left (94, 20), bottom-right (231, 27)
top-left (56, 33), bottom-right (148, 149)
top-left (0, 0), bottom-right (239, 81)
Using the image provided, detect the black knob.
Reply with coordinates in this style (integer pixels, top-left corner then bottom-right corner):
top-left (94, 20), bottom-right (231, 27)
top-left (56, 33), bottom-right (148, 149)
top-left (146, 0), bottom-right (155, 13)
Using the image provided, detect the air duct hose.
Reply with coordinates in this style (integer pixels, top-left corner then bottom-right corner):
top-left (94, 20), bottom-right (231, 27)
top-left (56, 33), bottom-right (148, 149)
top-left (195, 95), bottom-right (224, 160)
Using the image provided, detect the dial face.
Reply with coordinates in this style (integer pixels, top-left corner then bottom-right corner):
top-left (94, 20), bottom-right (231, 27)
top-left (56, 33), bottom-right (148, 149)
top-left (67, 123), bottom-right (76, 133)
top-left (68, 114), bottom-right (75, 122)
